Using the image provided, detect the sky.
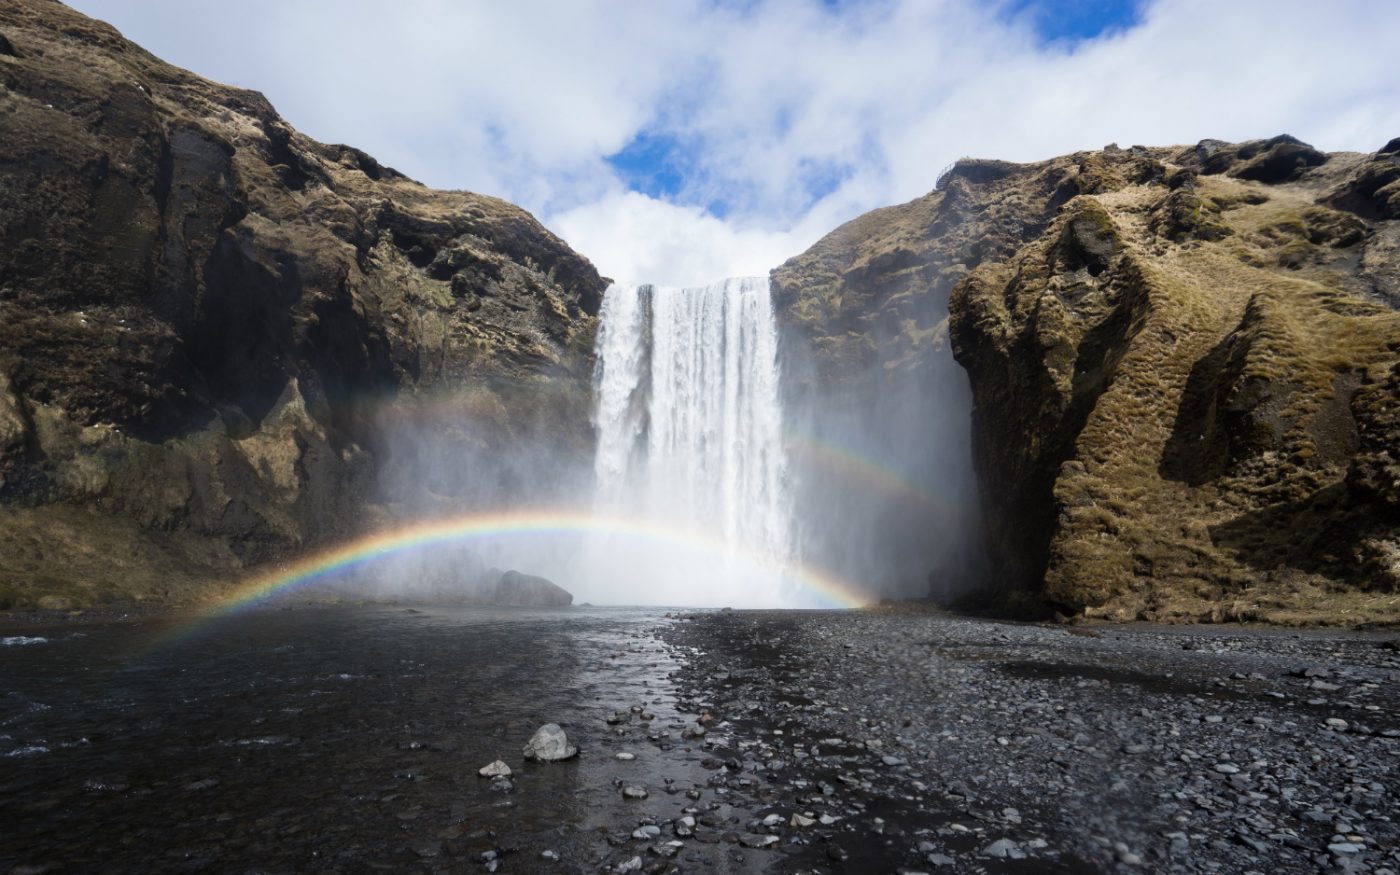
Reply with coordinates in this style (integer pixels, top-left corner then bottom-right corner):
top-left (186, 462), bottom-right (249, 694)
top-left (70, 0), bottom-right (1400, 286)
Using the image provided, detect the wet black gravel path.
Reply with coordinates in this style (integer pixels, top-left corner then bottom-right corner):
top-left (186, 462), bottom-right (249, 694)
top-left (659, 610), bottom-right (1400, 875)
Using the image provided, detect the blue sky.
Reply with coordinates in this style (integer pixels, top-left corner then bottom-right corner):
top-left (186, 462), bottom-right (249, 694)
top-left (70, 0), bottom-right (1400, 284)
top-left (1006, 0), bottom-right (1144, 42)
top-left (604, 0), bottom-right (1148, 209)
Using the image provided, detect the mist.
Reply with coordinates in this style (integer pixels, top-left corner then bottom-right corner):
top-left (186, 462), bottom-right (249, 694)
top-left (779, 284), bottom-right (986, 606)
top-left (324, 273), bottom-right (983, 610)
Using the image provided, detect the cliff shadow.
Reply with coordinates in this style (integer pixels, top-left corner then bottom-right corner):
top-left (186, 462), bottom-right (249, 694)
top-left (1159, 333), bottom-right (1234, 485)
top-left (1208, 482), bottom-right (1392, 584)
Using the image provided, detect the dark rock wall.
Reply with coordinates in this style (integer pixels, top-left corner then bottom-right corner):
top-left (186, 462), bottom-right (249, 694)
top-left (0, 1), bottom-right (605, 607)
top-left (778, 138), bottom-right (1400, 623)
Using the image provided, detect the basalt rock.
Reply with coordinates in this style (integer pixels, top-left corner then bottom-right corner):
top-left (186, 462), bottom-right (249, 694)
top-left (0, 1), bottom-right (605, 608)
top-left (778, 138), bottom-right (1400, 624)
top-left (489, 570), bottom-right (573, 607)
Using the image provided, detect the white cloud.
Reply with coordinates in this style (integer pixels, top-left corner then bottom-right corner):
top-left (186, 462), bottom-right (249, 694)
top-left (70, 0), bottom-right (1400, 286)
top-left (551, 190), bottom-right (807, 287)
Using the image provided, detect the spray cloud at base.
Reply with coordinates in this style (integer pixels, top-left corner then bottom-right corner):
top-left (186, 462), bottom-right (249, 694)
top-left (334, 274), bottom-right (981, 609)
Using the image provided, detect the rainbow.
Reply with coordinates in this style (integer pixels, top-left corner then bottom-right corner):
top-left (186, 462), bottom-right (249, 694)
top-left (189, 508), bottom-right (867, 624)
top-left (784, 431), bottom-right (973, 526)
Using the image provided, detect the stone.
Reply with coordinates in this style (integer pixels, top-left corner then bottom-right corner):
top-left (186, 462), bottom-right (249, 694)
top-left (981, 839), bottom-right (1024, 859)
top-left (523, 724), bottom-right (578, 761)
top-left (478, 760), bottom-right (512, 778)
top-left (622, 786), bottom-right (648, 800)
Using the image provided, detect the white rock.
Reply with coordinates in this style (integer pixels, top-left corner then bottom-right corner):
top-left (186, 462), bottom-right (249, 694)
top-left (478, 759), bottom-right (512, 778)
top-left (523, 723), bottom-right (578, 761)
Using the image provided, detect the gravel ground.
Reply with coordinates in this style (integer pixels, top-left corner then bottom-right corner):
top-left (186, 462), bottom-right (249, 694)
top-left (653, 609), bottom-right (1400, 875)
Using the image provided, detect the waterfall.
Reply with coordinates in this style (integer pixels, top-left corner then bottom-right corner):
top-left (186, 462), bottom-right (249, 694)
top-left (589, 277), bottom-right (794, 605)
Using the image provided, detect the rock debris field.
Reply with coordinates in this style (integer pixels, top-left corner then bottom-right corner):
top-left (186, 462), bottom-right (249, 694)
top-left (611, 609), bottom-right (1400, 875)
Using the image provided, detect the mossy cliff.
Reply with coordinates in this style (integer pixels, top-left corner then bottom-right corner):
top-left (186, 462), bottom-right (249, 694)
top-left (777, 136), bottom-right (1400, 624)
top-left (0, 1), bottom-right (605, 608)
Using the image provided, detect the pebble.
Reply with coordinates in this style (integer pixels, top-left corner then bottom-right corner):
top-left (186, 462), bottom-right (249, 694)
top-left (622, 785), bottom-right (648, 800)
top-left (981, 838), bottom-right (1025, 859)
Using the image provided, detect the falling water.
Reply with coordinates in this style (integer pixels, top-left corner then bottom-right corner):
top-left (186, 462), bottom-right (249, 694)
top-left (589, 277), bottom-right (795, 605)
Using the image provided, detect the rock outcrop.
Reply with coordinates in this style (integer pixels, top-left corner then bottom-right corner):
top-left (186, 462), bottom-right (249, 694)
top-left (489, 570), bottom-right (573, 607)
top-left (0, 1), bottom-right (605, 608)
top-left (777, 137), bottom-right (1400, 624)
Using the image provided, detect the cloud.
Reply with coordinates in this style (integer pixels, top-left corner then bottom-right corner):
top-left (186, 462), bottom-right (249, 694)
top-left (71, 0), bottom-right (1400, 285)
top-left (551, 190), bottom-right (808, 287)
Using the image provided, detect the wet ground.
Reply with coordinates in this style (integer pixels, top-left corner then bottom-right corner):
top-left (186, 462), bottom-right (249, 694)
top-left (2, 605), bottom-right (718, 874)
top-left (2, 606), bottom-right (1398, 874)
top-left (661, 610), bottom-right (1400, 875)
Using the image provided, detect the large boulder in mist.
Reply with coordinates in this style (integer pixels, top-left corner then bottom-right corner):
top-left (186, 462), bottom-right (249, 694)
top-left (779, 137), bottom-right (1400, 623)
top-left (0, 1), bottom-right (605, 608)
top-left (488, 570), bottom-right (573, 607)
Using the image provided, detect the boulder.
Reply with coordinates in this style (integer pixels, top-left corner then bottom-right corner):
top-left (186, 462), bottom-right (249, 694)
top-left (490, 570), bottom-right (573, 606)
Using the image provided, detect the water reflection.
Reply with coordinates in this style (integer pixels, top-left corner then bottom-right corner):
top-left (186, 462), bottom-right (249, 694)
top-left (0, 605), bottom-right (683, 871)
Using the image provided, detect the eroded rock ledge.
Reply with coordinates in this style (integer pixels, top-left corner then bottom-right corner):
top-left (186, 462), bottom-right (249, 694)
top-left (0, 1), bottom-right (605, 608)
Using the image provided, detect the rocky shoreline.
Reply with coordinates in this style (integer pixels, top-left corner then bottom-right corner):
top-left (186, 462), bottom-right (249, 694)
top-left (650, 609), bottom-right (1400, 874)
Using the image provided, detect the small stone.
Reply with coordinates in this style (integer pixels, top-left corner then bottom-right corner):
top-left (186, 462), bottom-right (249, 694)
top-left (790, 813), bottom-right (815, 828)
top-left (615, 856), bottom-right (643, 872)
top-left (740, 833), bottom-right (779, 849)
top-left (762, 814), bottom-right (783, 827)
top-left (478, 760), bottom-right (512, 778)
top-left (1215, 764), bottom-right (1240, 775)
top-left (622, 785), bottom-right (649, 800)
top-left (632, 825), bottom-right (661, 840)
top-left (927, 853), bottom-right (956, 866)
top-left (1324, 718), bottom-right (1349, 731)
top-left (1329, 842), bottom-right (1364, 855)
top-left (981, 839), bottom-right (1023, 859)
top-left (615, 752), bottom-right (636, 761)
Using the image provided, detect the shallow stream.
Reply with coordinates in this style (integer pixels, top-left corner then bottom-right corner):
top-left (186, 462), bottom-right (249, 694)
top-left (1, 605), bottom-right (708, 873)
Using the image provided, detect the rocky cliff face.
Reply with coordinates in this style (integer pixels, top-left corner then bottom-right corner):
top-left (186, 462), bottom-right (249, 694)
top-left (776, 136), bottom-right (1400, 623)
top-left (0, 1), bottom-right (605, 608)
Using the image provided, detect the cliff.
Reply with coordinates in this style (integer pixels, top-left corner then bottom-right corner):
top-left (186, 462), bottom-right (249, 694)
top-left (0, 1), bottom-right (606, 609)
top-left (776, 136), bottom-right (1400, 624)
